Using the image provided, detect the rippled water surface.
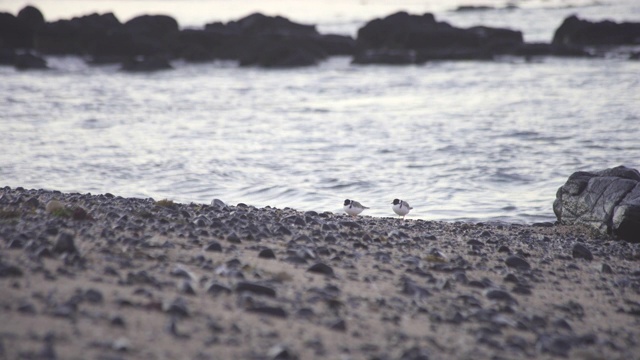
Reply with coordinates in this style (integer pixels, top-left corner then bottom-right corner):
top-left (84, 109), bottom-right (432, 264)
top-left (1, 0), bottom-right (639, 222)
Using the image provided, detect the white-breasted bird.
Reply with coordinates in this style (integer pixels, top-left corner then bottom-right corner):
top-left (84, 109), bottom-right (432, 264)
top-left (391, 198), bottom-right (413, 219)
top-left (343, 199), bottom-right (369, 216)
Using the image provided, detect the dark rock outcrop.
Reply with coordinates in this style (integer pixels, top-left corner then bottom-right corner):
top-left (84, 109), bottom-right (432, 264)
top-left (554, 166), bottom-right (640, 241)
top-left (353, 11), bottom-right (523, 64)
top-left (34, 12), bottom-right (179, 58)
top-left (14, 52), bottom-right (48, 70)
top-left (197, 12), bottom-right (355, 67)
top-left (17, 5), bottom-right (45, 30)
top-left (35, 12), bottom-right (122, 55)
top-left (0, 6), bottom-right (44, 49)
top-left (552, 15), bottom-right (640, 47)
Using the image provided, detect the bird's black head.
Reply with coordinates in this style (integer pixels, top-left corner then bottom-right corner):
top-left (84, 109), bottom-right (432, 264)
top-left (344, 199), bottom-right (351, 206)
top-left (392, 199), bottom-right (400, 205)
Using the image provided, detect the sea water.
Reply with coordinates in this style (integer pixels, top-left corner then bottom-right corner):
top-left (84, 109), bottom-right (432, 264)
top-left (1, 0), bottom-right (639, 222)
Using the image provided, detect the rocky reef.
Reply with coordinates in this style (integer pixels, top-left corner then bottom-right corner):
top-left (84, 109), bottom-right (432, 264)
top-left (1, 5), bottom-right (639, 70)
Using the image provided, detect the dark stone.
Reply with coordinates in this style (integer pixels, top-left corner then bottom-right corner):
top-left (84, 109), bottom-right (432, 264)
top-left (17, 301), bottom-right (36, 314)
top-left (554, 166), bottom-right (640, 241)
top-left (246, 306), bottom-right (288, 318)
top-left (170, 266), bottom-right (193, 279)
top-left (401, 277), bottom-right (431, 298)
top-left (52, 302), bottom-right (76, 317)
top-left (14, 52), bottom-right (48, 70)
top-left (555, 300), bottom-right (585, 319)
top-left (166, 317), bottom-right (190, 339)
top-left (399, 346), bottom-right (431, 360)
top-left (505, 255), bottom-right (531, 270)
top-left (225, 232), bottom-right (242, 244)
top-left (164, 297), bottom-right (190, 317)
top-left (537, 334), bottom-right (573, 357)
top-left (601, 263), bottom-right (614, 274)
top-left (267, 344), bottom-right (296, 360)
top-left (467, 239), bottom-right (484, 246)
top-left (235, 282), bottom-right (276, 297)
top-left (204, 241), bottom-right (223, 252)
top-left (328, 319), bottom-right (347, 332)
top-left (110, 315), bottom-right (126, 327)
top-left (84, 289), bottom-right (104, 303)
top-left (285, 255), bottom-right (307, 264)
top-left (206, 282), bottom-right (232, 296)
top-left (258, 248), bottom-right (276, 259)
top-left (193, 215), bottom-right (210, 227)
top-left (485, 289), bottom-right (516, 303)
top-left (0, 263), bottom-right (23, 277)
top-left (512, 284), bottom-right (532, 295)
top-left (179, 280), bottom-right (196, 295)
top-left (504, 273), bottom-right (519, 283)
top-left (307, 263), bottom-right (334, 276)
top-left (53, 232), bottom-right (77, 254)
top-left (572, 243), bottom-right (593, 261)
top-left (552, 15), bottom-right (640, 46)
top-left (339, 221), bottom-right (361, 229)
top-left (552, 318), bottom-right (573, 331)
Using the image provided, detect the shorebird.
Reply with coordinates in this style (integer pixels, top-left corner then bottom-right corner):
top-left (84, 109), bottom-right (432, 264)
top-left (343, 199), bottom-right (369, 217)
top-left (392, 198), bottom-right (413, 219)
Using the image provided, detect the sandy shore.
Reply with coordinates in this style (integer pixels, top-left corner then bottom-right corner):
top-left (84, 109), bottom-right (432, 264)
top-left (1, 187), bottom-right (639, 359)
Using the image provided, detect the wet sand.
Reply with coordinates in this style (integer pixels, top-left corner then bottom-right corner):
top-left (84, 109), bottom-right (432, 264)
top-left (1, 187), bottom-right (639, 359)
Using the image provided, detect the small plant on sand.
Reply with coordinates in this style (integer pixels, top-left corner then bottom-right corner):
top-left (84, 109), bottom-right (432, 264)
top-left (0, 209), bottom-right (20, 219)
top-left (155, 199), bottom-right (176, 208)
top-left (134, 210), bottom-right (154, 219)
top-left (50, 207), bottom-right (72, 218)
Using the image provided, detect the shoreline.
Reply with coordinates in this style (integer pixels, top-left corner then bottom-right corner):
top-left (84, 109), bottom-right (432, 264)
top-left (1, 187), bottom-right (639, 359)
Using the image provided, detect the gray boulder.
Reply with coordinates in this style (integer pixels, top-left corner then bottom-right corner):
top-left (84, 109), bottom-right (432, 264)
top-left (554, 166), bottom-right (640, 241)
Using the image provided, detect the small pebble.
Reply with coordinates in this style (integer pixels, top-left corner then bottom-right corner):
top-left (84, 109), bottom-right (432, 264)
top-left (53, 232), bottom-right (77, 254)
top-left (572, 243), bottom-right (593, 261)
top-left (307, 263), bottom-right (334, 276)
top-left (246, 306), bottom-right (288, 318)
top-left (235, 282), bottom-right (276, 297)
top-left (84, 289), bottom-right (104, 304)
top-left (204, 241), bottom-right (223, 252)
top-left (258, 248), bottom-right (276, 259)
top-left (505, 255), bottom-right (531, 270)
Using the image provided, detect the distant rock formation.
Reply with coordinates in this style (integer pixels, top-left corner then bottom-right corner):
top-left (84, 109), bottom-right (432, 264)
top-left (353, 11), bottom-right (524, 64)
top-left (196, 12), bottom-right (356, 67)
top-left (554, 166), bottom-right (640, 242)
top-left (553, 15), bottom-right (640, 46)
top-left (2, 6), bottom-right (640, 69)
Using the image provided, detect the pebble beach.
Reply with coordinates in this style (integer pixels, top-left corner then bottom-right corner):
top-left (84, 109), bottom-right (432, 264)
top-left (1, 187), bottom-right (639, 359)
